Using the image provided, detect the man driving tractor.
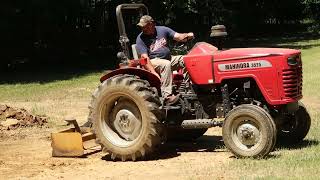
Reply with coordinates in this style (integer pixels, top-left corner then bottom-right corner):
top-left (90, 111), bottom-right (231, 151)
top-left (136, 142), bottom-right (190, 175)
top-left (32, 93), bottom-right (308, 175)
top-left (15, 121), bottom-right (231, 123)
top-left (136, 15), bottom-right (194, 104)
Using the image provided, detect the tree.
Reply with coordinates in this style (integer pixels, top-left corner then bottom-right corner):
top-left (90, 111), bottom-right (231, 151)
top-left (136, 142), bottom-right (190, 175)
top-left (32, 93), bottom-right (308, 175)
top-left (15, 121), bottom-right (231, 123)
top-left (303, 0), bottom-right (320, 33)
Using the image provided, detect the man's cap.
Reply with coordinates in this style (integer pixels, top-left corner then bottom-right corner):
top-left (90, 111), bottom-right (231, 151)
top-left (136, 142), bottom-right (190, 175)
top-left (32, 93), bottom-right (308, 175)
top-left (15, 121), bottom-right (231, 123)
top-left (137, 15), bottom-right (154, 27)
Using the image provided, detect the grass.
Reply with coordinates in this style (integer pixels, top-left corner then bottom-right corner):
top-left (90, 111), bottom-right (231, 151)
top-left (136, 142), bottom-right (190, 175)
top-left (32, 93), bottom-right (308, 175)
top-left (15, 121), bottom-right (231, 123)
top-left (0, 72), bottom-right (102, 102)
top-left (0, 36), bottom-right (320, 179)
top-left (0, 70), bottom-right (104, 124)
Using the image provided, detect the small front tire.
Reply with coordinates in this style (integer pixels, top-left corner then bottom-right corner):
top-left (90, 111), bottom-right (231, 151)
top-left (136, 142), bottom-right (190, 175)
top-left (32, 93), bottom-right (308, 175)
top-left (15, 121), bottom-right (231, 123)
top-left (222, 104), bottom-right (277, 158)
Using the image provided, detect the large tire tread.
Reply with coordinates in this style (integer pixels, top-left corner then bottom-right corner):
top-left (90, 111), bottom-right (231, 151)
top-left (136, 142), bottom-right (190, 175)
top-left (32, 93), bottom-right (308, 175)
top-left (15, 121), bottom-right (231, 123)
top-left (88, 75), bottom-right (163, 161)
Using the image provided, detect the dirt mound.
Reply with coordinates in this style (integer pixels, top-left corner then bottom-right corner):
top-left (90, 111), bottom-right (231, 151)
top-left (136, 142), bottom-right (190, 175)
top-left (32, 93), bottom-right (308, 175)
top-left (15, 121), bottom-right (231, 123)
top-left (0, 104), bottom-right (47, 130)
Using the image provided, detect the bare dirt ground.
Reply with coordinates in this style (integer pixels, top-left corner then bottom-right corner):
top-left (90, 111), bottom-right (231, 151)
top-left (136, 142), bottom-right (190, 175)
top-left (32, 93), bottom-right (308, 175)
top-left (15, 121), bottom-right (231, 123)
top-left (0, 128), bottom-right (231, 179)
top-left (0, 122), bottom-right (232, 179)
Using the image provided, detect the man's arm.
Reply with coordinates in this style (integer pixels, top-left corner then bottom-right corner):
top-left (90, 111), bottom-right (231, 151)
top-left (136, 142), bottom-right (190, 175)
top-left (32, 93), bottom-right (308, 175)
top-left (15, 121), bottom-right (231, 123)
top-left (136, 36), bottom-right (160, 79)
top-left (173, 32), bottom-right (194, 42)
top-left (140, 53), bottom-right (160, 79)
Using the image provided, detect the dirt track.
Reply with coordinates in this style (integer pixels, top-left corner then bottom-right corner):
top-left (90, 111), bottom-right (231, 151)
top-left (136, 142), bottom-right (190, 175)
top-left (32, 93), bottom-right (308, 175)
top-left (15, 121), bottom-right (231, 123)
top-left (0, 127), bottom-right (232, 179)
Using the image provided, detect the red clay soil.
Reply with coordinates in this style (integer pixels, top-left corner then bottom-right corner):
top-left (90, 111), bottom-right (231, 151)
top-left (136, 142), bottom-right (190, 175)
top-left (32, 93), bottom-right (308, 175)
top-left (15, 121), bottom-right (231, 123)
top-left (0, 104), bottom-right (47, 130)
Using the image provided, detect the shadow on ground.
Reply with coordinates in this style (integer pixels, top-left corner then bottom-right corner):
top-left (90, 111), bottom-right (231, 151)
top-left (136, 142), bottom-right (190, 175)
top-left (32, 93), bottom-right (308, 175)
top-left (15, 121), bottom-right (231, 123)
top-left (85, 136), bottom-right (319, 161)
top-left (163, 135), bottom-right (224, 153)
top-left (101, 135), bottom-right (225, 161)
top-left (276, 139), bottom-right (319, 150)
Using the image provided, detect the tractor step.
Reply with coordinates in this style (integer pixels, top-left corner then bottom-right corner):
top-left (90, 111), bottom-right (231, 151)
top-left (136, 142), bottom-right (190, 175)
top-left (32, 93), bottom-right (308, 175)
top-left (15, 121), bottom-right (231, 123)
top-left (181, 119), bottom-right (223, 129)
top-left (161, 105), bottom-right (181, 110)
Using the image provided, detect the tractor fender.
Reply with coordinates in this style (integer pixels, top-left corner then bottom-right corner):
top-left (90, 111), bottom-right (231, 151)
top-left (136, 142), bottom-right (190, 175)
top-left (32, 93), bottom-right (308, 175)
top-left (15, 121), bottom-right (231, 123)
top-left (100, 67), bottom-right (161, 92)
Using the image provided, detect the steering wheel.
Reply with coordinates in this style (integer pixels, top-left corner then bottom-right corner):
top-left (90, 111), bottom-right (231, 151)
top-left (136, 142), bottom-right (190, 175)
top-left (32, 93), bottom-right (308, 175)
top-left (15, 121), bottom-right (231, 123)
top-left (171, 37), bottom-right (194, 56)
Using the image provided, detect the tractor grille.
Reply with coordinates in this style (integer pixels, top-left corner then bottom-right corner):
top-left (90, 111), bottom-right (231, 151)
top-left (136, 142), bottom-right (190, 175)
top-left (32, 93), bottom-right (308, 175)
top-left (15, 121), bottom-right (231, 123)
top-left (282, 67), bottom-right (302, 98)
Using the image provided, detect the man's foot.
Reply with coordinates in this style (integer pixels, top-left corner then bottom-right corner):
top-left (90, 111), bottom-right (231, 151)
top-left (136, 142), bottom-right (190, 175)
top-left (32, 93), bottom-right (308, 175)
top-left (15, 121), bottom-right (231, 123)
top-left (165, 94), bottom-right (180, 105)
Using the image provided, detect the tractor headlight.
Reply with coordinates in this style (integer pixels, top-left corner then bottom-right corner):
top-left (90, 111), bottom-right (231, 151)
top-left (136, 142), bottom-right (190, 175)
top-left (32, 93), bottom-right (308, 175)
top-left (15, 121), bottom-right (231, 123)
top-left (287, 56), bottom-right (298, 66)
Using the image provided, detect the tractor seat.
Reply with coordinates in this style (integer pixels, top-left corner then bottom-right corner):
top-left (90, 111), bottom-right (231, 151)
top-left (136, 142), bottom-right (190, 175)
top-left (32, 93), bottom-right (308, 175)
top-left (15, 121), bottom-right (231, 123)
top-left (132, 44), bottom-right (139, 60)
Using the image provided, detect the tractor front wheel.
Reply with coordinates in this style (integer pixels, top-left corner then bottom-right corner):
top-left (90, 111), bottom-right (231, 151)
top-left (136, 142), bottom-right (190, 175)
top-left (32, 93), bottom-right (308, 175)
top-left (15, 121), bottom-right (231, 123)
top-left (222, 104), bottom-right (277, 158)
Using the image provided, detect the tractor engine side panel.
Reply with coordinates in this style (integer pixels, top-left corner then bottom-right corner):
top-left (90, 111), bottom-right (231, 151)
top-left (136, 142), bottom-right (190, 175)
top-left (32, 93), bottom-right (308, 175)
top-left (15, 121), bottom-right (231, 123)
top-left (214, 54), bottom-right (302, 105)
top-left (214, 56), bottom-right (282, 105)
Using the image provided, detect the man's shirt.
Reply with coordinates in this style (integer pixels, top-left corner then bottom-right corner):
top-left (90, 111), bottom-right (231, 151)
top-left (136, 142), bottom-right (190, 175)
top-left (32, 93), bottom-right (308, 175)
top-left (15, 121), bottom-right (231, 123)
top-left (136, 26), bottom-right (176, 60)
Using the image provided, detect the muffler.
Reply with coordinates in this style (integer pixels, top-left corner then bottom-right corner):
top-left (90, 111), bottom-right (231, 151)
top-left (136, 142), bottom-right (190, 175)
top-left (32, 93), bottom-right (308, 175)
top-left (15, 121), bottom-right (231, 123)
top-left (181, 119), bottom-right (223, 129)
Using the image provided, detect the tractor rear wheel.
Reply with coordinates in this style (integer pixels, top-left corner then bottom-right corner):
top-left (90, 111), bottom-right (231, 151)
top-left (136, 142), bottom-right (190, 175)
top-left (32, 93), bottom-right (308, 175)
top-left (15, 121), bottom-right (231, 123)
top-left (222, 104), bottom-right (277, 158)
top-left (277, 102), bottom-right (311, 144)
top-left (89, 75), bottom-right (163, 161)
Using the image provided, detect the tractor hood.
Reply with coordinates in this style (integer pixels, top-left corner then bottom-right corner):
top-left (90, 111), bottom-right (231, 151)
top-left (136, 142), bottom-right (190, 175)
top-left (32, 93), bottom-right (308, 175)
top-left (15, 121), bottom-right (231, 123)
top-left (186, 42), bottom-right (300, 61)
top-left (184, 42), bottom-right (300, 62)
top-left (213, 48), bottom-right (300, 61)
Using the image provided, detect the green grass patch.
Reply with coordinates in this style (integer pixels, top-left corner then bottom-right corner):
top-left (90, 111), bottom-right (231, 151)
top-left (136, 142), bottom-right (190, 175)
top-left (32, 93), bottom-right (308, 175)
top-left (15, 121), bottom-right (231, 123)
top-left (0, 72), bottom-right (102, 102)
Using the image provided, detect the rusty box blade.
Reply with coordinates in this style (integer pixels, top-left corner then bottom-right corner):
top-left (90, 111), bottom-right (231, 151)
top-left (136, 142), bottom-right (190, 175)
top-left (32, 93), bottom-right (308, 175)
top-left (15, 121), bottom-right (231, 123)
top-left (51, 130), bottom-right (99, 157)
top-left (51, 132), bottom-right (84, 157)
top-left (51, 119), bottom-right (99, 157)
top-left (51, 128), bottom-right (101, 157)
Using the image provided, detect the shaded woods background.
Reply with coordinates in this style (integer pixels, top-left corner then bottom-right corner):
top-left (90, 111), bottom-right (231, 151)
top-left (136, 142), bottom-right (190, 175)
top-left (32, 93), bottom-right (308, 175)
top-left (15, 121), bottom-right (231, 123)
top-left (1, 0), bottom-right (320, 69)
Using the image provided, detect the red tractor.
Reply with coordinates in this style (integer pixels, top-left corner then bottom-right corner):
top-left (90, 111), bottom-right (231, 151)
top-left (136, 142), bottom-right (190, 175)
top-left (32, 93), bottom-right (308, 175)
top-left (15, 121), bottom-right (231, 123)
top-left (86, 4), bottom-right (311, 161)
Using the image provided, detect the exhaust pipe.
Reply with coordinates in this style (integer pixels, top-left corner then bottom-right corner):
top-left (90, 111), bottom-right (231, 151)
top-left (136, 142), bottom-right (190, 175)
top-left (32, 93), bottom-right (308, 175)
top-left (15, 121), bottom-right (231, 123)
top-left (181, 119), bottom-right (223, 129)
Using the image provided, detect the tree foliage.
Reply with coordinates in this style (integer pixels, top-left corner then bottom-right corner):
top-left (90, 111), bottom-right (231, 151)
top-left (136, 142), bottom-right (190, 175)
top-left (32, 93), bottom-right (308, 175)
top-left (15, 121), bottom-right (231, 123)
top-left (2, 0), bottom-right (320, 65)
top-left (128, 0), bottom-right (317, 35)
top-left (303, 0), bottom-right (320, 32)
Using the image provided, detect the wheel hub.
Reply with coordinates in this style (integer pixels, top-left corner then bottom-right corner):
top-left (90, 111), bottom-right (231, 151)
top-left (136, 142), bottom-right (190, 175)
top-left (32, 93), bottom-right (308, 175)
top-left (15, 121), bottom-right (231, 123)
top-left (237, 123), bottom-right (260, 146)
top-left (113, 109), bottom-right (141, 141)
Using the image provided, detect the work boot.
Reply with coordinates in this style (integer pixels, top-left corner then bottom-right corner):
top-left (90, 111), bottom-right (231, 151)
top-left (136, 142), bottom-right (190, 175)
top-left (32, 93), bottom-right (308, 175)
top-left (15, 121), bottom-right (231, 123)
top-left (165, 94), bottom-right (180, 105)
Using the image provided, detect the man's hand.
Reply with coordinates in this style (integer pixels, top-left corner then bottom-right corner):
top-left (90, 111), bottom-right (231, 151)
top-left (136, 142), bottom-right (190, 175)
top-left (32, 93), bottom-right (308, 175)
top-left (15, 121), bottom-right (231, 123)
top-left (186, 32), bottom-right (194, 40)
top-left (152, 71), bottom-right (161, 79)
top-left (174, 32), bottom-right (195, 42)
top-left (140, 53), bottom-right (160, 79)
